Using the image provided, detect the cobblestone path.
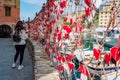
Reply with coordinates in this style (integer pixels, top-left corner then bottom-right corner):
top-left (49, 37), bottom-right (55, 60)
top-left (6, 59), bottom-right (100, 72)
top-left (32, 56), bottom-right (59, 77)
top-left (0, 38), bottom-right (33, 80)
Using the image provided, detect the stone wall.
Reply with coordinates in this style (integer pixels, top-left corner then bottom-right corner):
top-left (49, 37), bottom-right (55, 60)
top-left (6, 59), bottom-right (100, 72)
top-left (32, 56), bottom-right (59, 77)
top-left (26, 39), bottom-right (60, 80)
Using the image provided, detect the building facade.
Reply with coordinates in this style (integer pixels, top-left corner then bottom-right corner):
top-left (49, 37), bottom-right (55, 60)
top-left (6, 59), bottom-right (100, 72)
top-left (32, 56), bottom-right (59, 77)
top-left (0, 0), bottom-right (20, 37)
top-left (98, 0), bottom-right (120, 27)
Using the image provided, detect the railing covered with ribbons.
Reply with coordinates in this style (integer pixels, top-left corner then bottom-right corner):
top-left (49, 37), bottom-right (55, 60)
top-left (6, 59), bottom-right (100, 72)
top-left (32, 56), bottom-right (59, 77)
top-left (24, 0), bottom-right (120, 80)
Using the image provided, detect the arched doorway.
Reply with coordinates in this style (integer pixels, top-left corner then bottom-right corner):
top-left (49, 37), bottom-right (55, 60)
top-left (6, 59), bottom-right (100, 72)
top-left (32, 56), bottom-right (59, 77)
top-left (0, 25), bottom-right (12, 38)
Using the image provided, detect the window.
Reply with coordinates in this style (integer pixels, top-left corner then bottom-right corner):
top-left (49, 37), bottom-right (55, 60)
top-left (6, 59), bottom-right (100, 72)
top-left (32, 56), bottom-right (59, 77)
top-left (5, 7), bottom-right (11, 16)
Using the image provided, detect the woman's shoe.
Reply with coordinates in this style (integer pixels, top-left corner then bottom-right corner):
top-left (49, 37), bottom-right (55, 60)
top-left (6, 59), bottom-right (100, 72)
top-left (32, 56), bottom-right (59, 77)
top-left (12, 63), bottom-right (16, 68)
top-left (18, 65), bottom-right (24, 70)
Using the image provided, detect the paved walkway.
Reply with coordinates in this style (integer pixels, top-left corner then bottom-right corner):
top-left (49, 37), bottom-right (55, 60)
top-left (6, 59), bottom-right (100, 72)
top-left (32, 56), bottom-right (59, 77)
top-left (0, 38), bottom-right (33, 80)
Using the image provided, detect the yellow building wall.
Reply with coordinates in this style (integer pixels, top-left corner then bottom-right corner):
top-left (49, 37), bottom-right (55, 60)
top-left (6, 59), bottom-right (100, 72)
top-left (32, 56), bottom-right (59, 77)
top-left (99, 2), bottom-right (120, 27)
top-left (2, 0), bottom-right (20, 8)
top-left (99, 11), bottom-right (111, 27)
top-left (99, 3), bottom-right (111, 27)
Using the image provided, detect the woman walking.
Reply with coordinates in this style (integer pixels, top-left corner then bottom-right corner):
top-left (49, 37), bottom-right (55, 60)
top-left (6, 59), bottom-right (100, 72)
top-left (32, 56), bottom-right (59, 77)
top-left (12, 21), bottom-right (28, 70)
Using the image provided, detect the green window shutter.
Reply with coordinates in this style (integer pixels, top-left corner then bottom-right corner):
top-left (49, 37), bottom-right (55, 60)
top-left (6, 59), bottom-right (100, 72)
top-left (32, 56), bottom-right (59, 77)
top-left (5, 7), bottom-right (11, 16)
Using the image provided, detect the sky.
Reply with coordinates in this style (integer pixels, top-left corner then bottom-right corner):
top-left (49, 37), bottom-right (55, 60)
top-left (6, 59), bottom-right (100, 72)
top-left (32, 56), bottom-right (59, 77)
top-left (20, 0), bottom-right (46, 21)
top-left (20, 0), bottom-right (106, 21)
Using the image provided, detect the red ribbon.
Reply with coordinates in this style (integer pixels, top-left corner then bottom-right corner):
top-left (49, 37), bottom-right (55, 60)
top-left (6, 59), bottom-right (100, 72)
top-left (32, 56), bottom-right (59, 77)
top-left (78, 65), bottom-right (89, 78)
top-left (104, 53), bottom-right (110, 64)
top-left (68, 62), bottom-right (74, 70)
top-left (84, 0), bottom-right (91, 7)
top-left (93, 48), bottom-right (101, 60)
top-left (85, 7), bottom-right (91, 17)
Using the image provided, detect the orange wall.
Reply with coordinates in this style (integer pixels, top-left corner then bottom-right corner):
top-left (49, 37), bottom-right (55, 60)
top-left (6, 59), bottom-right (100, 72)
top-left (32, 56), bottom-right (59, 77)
top-left (0, 6), bottom-right (20, 24)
